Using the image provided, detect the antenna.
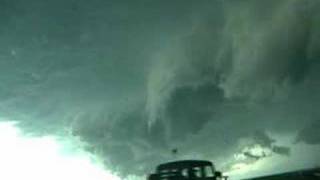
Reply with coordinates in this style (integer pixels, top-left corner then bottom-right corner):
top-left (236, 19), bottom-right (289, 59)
top-left (171, 148), bottom-right (178, 160)
top-left (172, 148), bottom-right (178, 155)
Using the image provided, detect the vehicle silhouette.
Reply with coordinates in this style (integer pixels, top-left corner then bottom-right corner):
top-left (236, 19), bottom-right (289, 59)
top-left (147, 160), bottom-right (227, 180)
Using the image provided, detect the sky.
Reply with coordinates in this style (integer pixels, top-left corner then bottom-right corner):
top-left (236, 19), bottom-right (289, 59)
top-left (0, 121), bottom-right (121, 180)
top-left (0, 0), bottom-right (319, 179)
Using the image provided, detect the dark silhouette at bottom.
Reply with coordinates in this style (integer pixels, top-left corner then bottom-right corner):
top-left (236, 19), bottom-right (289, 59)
top-left (147, 160), bottom-right (228, 180)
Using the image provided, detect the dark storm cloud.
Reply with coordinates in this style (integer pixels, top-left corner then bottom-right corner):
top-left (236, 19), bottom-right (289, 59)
top-left (296, 119), bottom-right (320, 145)
top-left (238, 131), bottom-right (291, 160)
top-left (146, 0), bottom-right (320, 174)
top-left (0, 0), bottom-right (320, 178)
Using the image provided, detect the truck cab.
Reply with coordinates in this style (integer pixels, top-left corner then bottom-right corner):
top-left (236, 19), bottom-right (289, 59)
top-left (147, 160), bottom-right (227, 180)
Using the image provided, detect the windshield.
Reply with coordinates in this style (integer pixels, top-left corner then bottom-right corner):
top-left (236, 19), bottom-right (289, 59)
top-left (0, 0), bottom-right (319, 180)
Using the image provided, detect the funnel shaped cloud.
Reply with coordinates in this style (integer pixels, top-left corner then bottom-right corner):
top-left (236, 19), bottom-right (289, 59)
top-left (0, 0), bottom-right (319, 178)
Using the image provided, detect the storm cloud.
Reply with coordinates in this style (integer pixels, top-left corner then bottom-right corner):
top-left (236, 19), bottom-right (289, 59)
top-left (0, 0), bottom-right (319, 178)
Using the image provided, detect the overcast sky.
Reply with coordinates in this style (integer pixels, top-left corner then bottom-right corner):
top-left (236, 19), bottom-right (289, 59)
top-left (0, 0), bottom-right (319, 179)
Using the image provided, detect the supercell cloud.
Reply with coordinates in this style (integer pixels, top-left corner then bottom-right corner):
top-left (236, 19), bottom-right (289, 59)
top-left (0, 0), bottom-right (320, 178)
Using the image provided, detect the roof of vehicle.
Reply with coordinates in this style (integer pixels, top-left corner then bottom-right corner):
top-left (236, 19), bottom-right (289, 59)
top-left (156, 160), bottom-right (213, 172)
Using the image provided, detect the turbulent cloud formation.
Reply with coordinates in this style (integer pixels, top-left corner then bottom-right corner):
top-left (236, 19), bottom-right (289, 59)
top-left (0, 0), bottom-right (320, 178)
top-left (296, 119), bottom-right (320, 145)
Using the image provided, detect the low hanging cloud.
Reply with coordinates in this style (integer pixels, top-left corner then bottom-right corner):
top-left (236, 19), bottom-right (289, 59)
top-left (296, 119), bottom-right (320, 145)
top-left (0, 0), bottom-right (319, 178)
